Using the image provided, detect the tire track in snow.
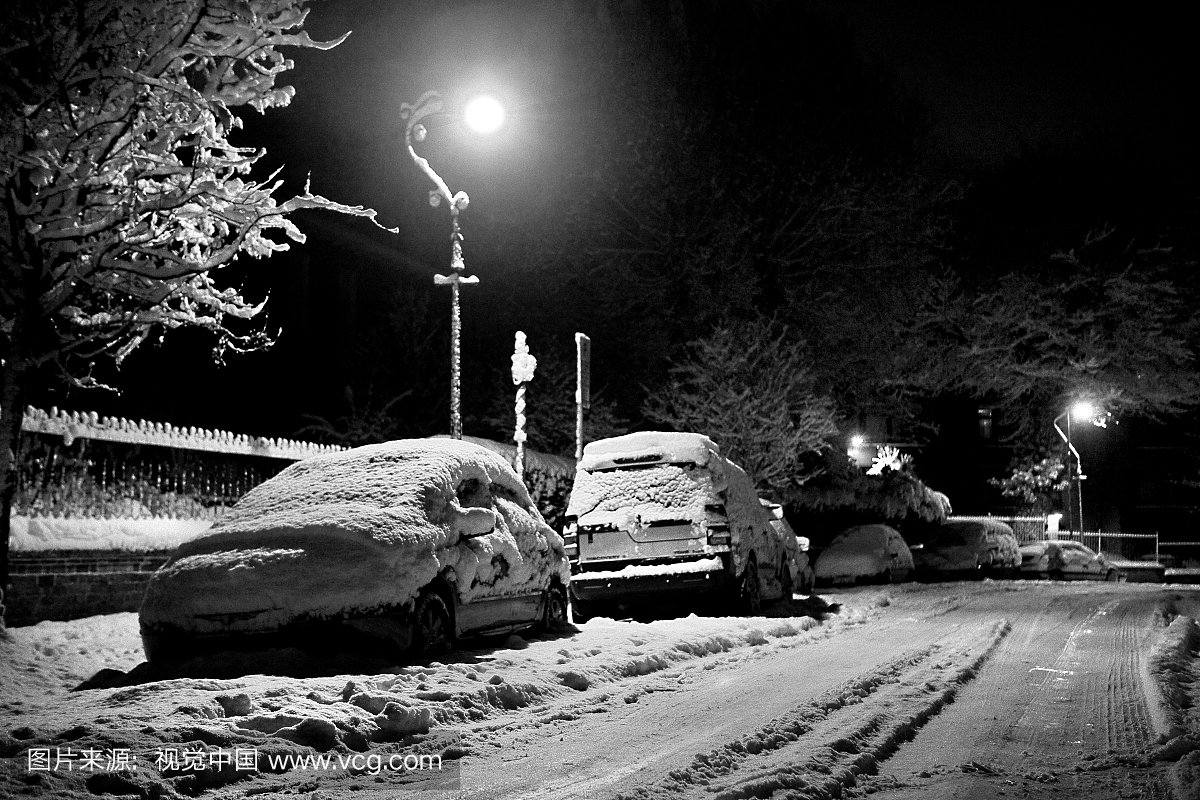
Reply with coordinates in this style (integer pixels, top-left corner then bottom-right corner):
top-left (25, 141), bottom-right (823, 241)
top-left (613, 619), bottom-right (1011, 800)
top-left (865, 586), bottom-right (1172, 800)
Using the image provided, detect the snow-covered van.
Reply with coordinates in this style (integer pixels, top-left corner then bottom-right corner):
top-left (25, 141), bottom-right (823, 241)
top-left (139, 439), bottom-right (571, 662)
top-left (564, 432), bottom-right (800, 620)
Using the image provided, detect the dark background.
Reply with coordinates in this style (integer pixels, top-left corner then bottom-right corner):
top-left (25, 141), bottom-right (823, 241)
top-left (26, 0), bottom-right (1200, 528)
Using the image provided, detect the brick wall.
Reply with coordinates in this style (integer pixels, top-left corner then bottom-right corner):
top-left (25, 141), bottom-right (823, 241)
top-left (6, 550), bottom-right (171, 627)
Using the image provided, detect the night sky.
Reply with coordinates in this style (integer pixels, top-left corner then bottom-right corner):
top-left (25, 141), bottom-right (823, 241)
top-left (33, 0), bottom-right (1198, 454)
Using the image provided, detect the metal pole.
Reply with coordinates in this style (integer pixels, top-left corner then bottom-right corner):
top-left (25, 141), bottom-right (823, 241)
top-left (1066, 412), bottom-right (1073, 534)
top-left (450, 280), bottom-right (462, 440)
top-left (402, 92), bottom-right (478, 440)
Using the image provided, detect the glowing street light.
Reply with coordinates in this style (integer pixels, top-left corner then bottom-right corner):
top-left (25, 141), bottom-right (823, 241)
top-left (400, 91), bottom-right (505, 439)
top-left (464, 94), bottom-right (506, 135)
top-left (1053, 400), bottom-right (1108, 534)
top-left (1071, 401), bottom-right (1096, 422)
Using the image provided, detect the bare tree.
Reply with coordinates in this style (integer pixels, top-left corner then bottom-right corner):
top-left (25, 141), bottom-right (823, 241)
top-left (644, 319), bottom-right (839, 492)
top-left (0, 0), bottom-right (390, 609)
top-left (907, 229), bottom-right (1200, 445)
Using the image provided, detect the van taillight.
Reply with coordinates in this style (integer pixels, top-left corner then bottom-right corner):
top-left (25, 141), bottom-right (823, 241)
top-left (705, 504), bottom-right (730, 545)
top-left (563, 516), bottom-right (579, 561)
top-left (707, 522), bottom-right (731, 546)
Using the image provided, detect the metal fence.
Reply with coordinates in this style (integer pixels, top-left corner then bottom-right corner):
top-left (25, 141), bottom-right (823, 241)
top-left (1158, 541), bottom-right (1200, 569)
top-left (1060, 531), bottom-right (1160, 562)
top-left (16, 406), bottom-right (343, 521)
top-left (949, 514), bottom-right (1162, 562)
top-left (13, 406), bottom-right (577, 527)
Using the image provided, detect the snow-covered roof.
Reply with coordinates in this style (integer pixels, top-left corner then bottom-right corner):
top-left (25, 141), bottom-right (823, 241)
top-left (579, 432), bottom-right (719, 472)
top-left (433, 434), bottom-right (575, 478)
top-left (195, 437), bottom-right (530, 548)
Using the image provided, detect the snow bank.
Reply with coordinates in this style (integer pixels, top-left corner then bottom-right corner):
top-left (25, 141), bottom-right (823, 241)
top-left (141, 439), bottom-right (570, 634)
top-left (9, 515), bottom-right (213, 552)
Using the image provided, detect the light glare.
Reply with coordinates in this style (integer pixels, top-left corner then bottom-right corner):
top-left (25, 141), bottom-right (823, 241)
top-left (1071, 401), bottom-right (1096, 422)
top-left (464, 95), bottom-right (505, 135)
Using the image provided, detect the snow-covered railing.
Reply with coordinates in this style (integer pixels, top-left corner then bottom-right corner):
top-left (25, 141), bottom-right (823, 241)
top-left (21, 406), bottom-right (345, 461)
top-left (14, 406), bottom-right (344, 525)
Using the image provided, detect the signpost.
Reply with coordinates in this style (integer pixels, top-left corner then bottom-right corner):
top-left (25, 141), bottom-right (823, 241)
top-left (575, 333), bottom-right (591, 462)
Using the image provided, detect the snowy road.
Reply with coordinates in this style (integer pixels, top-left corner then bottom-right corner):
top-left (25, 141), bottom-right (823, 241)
top-left (1, 582), bottom-right (1197, 800)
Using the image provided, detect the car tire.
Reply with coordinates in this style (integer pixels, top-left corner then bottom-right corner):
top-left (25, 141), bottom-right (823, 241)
top-left (412, 589), bottom-right (453, 657)
top-left (879, 568), bottom-right (893, 585)
top-left (797, 567), bottom-right (815, 595)
top-left (1105, 569), bottom-right (1119, 582)
top-left (538, 584), bottom-right (569, 631)
top-left (1049, 569), bottom-right (1065, 581)
top-left (569, 589), bottom-right (601, 624)
top-left (778, 561), bottom-right (794, 603)
top-left (736, 559), bottom-right (762, 615)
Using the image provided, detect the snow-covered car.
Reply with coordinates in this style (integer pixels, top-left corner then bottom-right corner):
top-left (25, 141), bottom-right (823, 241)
top-left (563, 432), bottom-right (801, 621)
top-left (1018, 540), bottom-right (1122, 581)
top-left (139, 439), bottom-right (571, 662)
top-left (761, 499), bottom-right (815, 594)
top-left (814, 524), bottom-right (914, 586)
top-left (913, 519), bottom-right (1021, 580)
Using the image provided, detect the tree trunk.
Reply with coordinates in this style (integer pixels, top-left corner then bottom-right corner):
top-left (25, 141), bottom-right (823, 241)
top-left (0, 358), bottom-right (26, 630)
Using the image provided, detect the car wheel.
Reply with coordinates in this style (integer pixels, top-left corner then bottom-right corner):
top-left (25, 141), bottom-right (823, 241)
top-left (1049, 569), bottom-right (1065, 581)
top-left (569, 589), bottom-right (599, 624)
top-left (1105, 569), bottom-right (1119, 582)
top-left (797, 567), bottom-right (815, 595)
top-left (879, 568), bottom-right (893, 585)
top-left (539, 584), bottom-right (569, 631)
top-left (412, 590), bottom-right (453, 656)
top-left (736, 559), bottom-right (762, 615)
top-left (779, 561), bottom-right (794, 602)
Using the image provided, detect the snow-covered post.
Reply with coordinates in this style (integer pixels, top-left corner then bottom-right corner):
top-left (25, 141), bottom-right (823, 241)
top-left (575, 333), bottom-right (591, 462)
top-left (511, 332), bottom-right (538, 478)
top-left (401, 91), bottom-right (479, 440)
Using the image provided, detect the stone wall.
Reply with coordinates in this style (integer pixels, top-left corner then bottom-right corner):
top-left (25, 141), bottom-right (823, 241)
top-left (6, 550), bottom-right (171, 627)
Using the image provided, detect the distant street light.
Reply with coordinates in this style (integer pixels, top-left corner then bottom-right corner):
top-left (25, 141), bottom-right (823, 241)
top-left (400, 91), bottom-right (504, 439)
top-left (1053, 401), bottom-right (1107, 534)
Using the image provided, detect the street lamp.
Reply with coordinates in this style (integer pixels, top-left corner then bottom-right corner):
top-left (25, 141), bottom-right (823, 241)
top-left (400, 91), bottom-right (503, 439)
top-left (1053, 401), bottom-right (1104, 535)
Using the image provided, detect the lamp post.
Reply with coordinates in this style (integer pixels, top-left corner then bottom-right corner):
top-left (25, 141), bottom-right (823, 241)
top-left (1053, 401), bottom-right (1099, 535)
top-left (400, 91), bottom-right (502, 439)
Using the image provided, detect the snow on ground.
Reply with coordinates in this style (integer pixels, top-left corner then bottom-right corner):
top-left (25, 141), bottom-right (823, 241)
top-left (1145, 596), bottom-right (1200, 800)
top-left (2, 582), bottom-right (1198, 800)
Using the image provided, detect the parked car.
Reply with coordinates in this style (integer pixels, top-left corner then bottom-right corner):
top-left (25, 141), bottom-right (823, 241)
top-left (1018, 539), bottom-right (1123, 581)
top-left (761, 499), bottom-right (815, 594)
top-left (563, 432), bottom-right (801, 620)
top-left (814, 524), bottom-right (914, 586)
top-left (139, 438), bottom-right (571, 662)
top-left (913, 519), bottom-right (1021, 580)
